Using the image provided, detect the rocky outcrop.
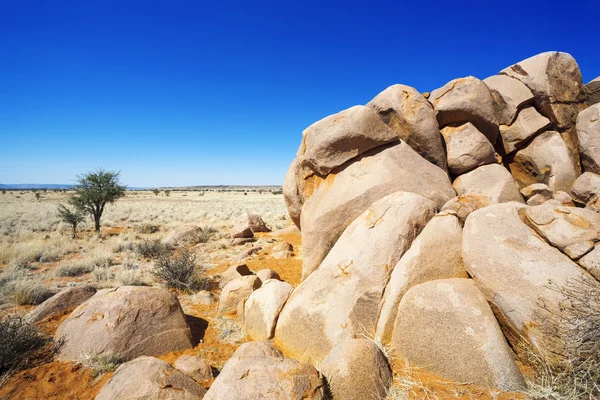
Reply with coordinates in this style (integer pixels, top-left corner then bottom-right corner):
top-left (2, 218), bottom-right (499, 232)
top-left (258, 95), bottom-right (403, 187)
top-left (55, 286), bottom-right (193, 362)
top-left (367, 84), bottom-right (447, 171)
top-left (300, 141), bottom-right (454, 279)
top-left (484, 74), bottom-right (534, 125)
top-left (375, 214), bottom-right (467, 344)
top-left (26, 285), bottom-right (96, 323)
top-left (162, 225), bottom-right (204, 247)
top-left (320, 339), bottom-right (392, 400)
top-left (244, 279), bottom-right (293, 341)
top-left (203, 342), bottom-right (324, 400)
top-left (96, 356), bottom-right (206, 400)
top-left (587, 77), bottom-right (600, 106)
top-left (275, 192), bottom-right (436, 364)
top-left (392, 279), bottom-right (525, 391)
top-left (453, 164), bottom-right (524, 204)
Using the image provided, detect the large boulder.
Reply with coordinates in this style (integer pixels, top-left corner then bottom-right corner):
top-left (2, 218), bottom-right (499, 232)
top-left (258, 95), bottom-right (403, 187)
top-left (320, 339), bottom-right (392, 400)
top-left (244, 279), bottom-right (293, 341)
top-left (586, 77), bottom-right (600, 106)
top-left (462, 202), bottom-right (597, 364)
top-left (429, 76), bottom-right (498, 143)
top-left (499, 107), bottom-right (551, 154)
top-left (375, 214), bottom-right (468, 344)
top-left (500, 52), bottom-right (585, 163)
top-left (510, 131), bottom-right (580, 193)
top-left (571, 172), bottom-right (600, 204)
top-left (453, 164), bottom-right (524, 204)
top-left (391, 279), bottom-right (525, 391)
top-left (275, 192), bottom-right (436, 364)
top-left (203, 342), bottom-right (324, 400)
top-left (441, 122), bottom-right (497, 176)
top-left (483, 74), bottom-right (534, 125)
top-left (523, 201), bottom-right (600, 259)
top-left (300, 141), bottom-right (454, 279)
top-left (217, 275), bottom-right (262, 317)
top-left (162, 225), bottom-right (203, 247)
top-left (301, 105), bottom-right (399, 176)
top-left (218, 264), bottom-right (252, 288)
top-left (26, 285), bottom-right (96, 323)
top-left (500, 52), bottom-right (586, 129)
top-left (96, 356), bottom-right (206, 400)
top-left (367, 84), bottom-right (447, 171)
top-left (577, 103), bottom-right (600, 174)
top-left (55, 286), bottom-right (193, 362)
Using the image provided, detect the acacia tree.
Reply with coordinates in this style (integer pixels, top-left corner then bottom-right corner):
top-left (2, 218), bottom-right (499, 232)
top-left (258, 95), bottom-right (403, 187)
top-left (69, 169), bottom-right (126, 232)
top-left (57, 204), bottom-right (85, 238)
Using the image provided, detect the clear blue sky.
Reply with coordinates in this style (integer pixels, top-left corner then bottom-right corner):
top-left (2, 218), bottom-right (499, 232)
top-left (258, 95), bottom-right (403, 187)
top-left (1, 1), bottom-right (598, 187)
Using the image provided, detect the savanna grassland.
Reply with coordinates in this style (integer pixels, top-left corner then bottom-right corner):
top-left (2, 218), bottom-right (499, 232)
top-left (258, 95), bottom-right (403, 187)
top-left (0, 188), bottom-right (301, 398)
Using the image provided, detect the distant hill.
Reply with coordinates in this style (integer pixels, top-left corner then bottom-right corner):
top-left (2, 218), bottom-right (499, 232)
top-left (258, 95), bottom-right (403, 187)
top-left (0, 184), bottom-right (75, 190)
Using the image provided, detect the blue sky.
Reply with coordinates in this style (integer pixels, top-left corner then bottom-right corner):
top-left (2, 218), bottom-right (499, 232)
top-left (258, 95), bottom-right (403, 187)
top-left (0, 1), bottom-right (598, 187)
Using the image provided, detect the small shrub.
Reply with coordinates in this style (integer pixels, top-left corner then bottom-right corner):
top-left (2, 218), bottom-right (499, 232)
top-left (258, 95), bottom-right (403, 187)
top-left (152, 250), bottom-right (210, 291)
top-left (136, 224), bottom-right (160, 234)
top-left (115, 270), bottom-right (145, 286)
top-left (0, 271), bottom-right (55, 306)
top-left (78, 353), bottom-right (124, 378)
top-left (0, 313), bottom-right (49, 376)
top-left (135, 239), bottom-right (170, 258)
top-left (56, 262), bottom-right (94, 277)
top-left (197, 226), bottom-right (218, 243)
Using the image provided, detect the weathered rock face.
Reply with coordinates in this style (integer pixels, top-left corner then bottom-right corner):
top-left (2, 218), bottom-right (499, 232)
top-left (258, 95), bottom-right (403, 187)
top-left (320, 339), bottom-right (392, 400)
top-left (429, 76), bottom-right (498, 143)
top-left (301, 105), bottom-right (399, 176)
top-left (244, 279), bottom-right (293, 341)
top-left (162, 225), bottom-right (203, 247)
top-left (367, 84), bottom-right (447, 171)
top-left (203, 342), bottom-right (324, 400)
top-left (275, 192), bottom-right (436, 364)
top-left (392, 279), bottom-right (525, 391)
top-left (499, 106), bottom-right (551, 154)
top-left (174, 354), bottom-right (213, 383)
top-left (441, 123), bottom-right (497, 176)
top-left (283, 158), bottom-right (303, 228)
top-left (500, 52), bottom-right (586, 165)
top-left (578, 245), bottom-right (600, 281)
top-left (453, 164), bottom-right (524, 204)
top-left (571, 172), bottom-right (600, 204)
top-left (510, 131), bottom-right (580, 193)
top-left (483, 74), bottom-right (534, 125)
top-left (26, 285), bottom-right (96, 323)
top-left (96, 356), bottom-right (207, 400)
top-left (217, 275), bottom-right (262, 317)
top-left (523, 201), bottom-right (600, 259)
top-left (577, 103), bottom-right (600, 174)
top-left (55, 287), bottom-right (193, 362)
top-left (375, 214), bottom-right (467, 344)
top-left (462, 203), bottom-right (596, 363)
top-left (587, 77), bottom-right (600, 106)
top-left (300, 141), bottom-right (454, 279)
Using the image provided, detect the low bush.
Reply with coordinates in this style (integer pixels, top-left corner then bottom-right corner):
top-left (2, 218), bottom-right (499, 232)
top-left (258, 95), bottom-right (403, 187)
top-left (115, 270), bottom-right (145, 286)
top-left (78, 353), bottom-right (124, 378)
top-left (0, 313), bottom-right (50, 377)
top-left (197, 226), bottom-right (218, 243)
top-left (135, 224), bottom-right (160, 234)
top-left (135, 239), bottom-right (170, 259)
top-left (56, 262), bottom-right (94, 277)
top-left (0, 271), bottom-right (55, 306)
top-left (152, 250), bottom-right (211, 291)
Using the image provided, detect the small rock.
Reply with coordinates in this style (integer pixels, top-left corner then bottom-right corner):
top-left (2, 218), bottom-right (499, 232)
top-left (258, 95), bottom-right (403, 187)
top-left (552, 191), bottom-right (575, 207)
top-left (271, 241), bottom-right (293, 259)
top-left (440, 194), bottom-right (493, 224)
top-left (162, 225), bottom-right (204, 247)
top-left (193, 290), bottom-right (217, 305)
top-left (256, 268), bottom-right (281, 282)
top-left (219, 264), bottom-right (252, 288)
top-left (231, 237), bottom-right (256, 245)
top-left (238, 246), bottom-right (262, 260)
top-left (96, 356), bottom-right (206, 400)
top-left (217, 275), bottom-right (262, 317)
top-left (571, 172), bottom-right (600, 204)
top-left (244, 279), bottom-right (293, 341)
top-left (499, 107), bottom-right (551, 154)
top-left (174, 354), bottom-right (213, 383)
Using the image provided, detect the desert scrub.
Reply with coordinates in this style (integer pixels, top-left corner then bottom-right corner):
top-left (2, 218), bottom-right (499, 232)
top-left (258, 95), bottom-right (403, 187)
top-left (0, 270), bottom-right (54, 306)
top-left (135, 239), bottom-right (170, 258)
top-left (78, 353), bottom-right (124, 378)
top-left (152, 249), bottom-right (210, 291)
top-left (0, 313), bottom-right (50, 378)
top-left (115, 269), bottom-right (145, 286)
top-left (56, 262), bottom-right (95, 277)
top-left (135, 223), bottom-right (160, 234)
top-left (522, 276), bottom-right (600, 400)
top-left (197, 226), bottom-right (218, 243)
